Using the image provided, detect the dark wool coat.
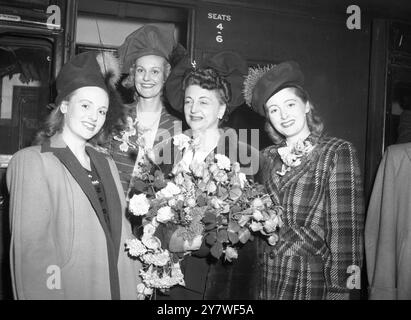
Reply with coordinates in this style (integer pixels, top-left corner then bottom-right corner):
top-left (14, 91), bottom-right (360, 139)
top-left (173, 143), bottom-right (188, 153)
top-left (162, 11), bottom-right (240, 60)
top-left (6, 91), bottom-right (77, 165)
top-left (257, 135), bottom-right (365, 300)
top-left (6, 134), bottom-right (140, 299)
top-left (153, 128), bottom-right (262, 300)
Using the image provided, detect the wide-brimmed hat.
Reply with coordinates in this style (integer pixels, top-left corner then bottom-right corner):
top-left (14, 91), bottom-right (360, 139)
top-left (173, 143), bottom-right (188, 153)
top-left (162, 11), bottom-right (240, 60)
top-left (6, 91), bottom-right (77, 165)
top-left (118, 24), bottom-right (176, 74)
top-left (245, 61), bottom-right (304, 116)
top-left (165, 51), bottom-right (248, 113)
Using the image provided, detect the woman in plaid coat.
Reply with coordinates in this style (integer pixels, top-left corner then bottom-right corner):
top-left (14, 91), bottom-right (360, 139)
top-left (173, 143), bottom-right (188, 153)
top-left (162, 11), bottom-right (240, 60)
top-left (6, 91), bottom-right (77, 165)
top-left (247, 61), bottom-right (364, 300)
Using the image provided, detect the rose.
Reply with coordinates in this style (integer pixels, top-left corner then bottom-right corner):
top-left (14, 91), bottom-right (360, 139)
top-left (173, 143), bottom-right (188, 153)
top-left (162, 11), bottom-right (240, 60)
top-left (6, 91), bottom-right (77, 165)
top-left (157, 182), bottom-right (181, 198)
top-left (215, 154), bottom-right (231, 171)
top-left (210, 197), bottom-right (224, 209)
top-left (252, 210), bottom-right (264, 221)
top-left (142, 251), bottom-right (170, 266)
top-left (207, 181), bottom-right (217, 194)
top-left (268, 233), bottom-right (279, 246)
top-left (142, 236), bottom-right (162, 251)
top-left (225, 246), bottom-right (238, 262)
top-left (168, 198), bottom-right (177, 207)
top-left (251, 198), bottom-right (264, 210)
top-left (129, 193), bottom-right (150, 216)
top-left (137, 282), bottom-right (153, 297)
top-left (238, 214), bottom-right (251, 227)
top-left (213, 170), bottom-right (228, 183)
top-left (250, 221), bottom-right (263, 232)
top-left (173, 133), bottom-right (191, 150)
top-left (263, 218), bottom-right (277, 233)
top-left (157, 206), bottom-right (174, 223)
top-left (232, 162), bottom-right (241, 173)
top-left (186, 198), bottom-right (196, 208)
top-left (238, 172), bottom-right (247, 188)
top-left (209, 163), bottom-right (219, 174)
top-left (143, 223), bottom-right (156, 237)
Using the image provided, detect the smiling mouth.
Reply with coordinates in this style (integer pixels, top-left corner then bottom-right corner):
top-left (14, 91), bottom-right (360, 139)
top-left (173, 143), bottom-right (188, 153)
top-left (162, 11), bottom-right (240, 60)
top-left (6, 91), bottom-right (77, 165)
top-left (281, 120), bottom-right (295, 128)
top-left (189, 115), bottom-right (203, 121)
top-left (140, 83), bottom-right (155, 88)
top-left (82, 122), bottom-right (96, 131)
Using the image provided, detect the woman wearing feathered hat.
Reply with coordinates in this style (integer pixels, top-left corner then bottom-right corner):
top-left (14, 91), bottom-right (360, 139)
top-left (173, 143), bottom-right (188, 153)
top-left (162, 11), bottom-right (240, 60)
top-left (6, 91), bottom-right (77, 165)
top-left (110, 24), bottom-right (183, 197)
top-left (6, 51), bottom-right (141, 299)
top-left (149, 51), bottom-right (261, 300)
top-left (246, 61), bottom-right (364, 299)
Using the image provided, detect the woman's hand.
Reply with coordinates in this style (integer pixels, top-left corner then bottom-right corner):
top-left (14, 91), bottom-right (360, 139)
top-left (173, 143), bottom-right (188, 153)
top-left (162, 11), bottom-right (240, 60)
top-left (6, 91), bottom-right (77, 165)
top-left (183, 235), bottom-right (203, 251)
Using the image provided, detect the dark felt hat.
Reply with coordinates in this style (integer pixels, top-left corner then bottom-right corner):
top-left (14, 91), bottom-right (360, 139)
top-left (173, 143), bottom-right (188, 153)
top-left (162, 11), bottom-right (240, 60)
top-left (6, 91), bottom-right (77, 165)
top-left (251, 61), bottom-right (304, 116)
top-left (165, 51), bottom-right (248, 113)
top-left (118, 24), bottom-right (176, 73)
top-left (55, 51), bottom-right (117, 106)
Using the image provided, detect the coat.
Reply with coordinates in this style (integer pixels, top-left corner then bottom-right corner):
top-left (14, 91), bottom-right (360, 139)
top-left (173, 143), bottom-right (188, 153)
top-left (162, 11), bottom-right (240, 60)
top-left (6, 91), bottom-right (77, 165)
top-left (365, 142), bottom-right (411, 299)
top-left (6, 134), bottom-right (140, 299)
top-left (257, 135), bottom-right (364, 300)
top-left (152, 128), bottom-right (262, 300)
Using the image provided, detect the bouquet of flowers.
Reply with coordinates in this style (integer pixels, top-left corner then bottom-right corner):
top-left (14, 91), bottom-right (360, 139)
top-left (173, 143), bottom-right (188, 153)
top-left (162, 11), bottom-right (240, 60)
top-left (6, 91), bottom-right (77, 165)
top-left (123, 133), bottom-right (283, 299)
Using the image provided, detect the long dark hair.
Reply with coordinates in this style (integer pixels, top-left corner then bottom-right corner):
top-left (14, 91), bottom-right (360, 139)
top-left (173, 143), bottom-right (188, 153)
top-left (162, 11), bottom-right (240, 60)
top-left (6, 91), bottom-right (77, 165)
top-left (264, 86), bottom-right (324, 145)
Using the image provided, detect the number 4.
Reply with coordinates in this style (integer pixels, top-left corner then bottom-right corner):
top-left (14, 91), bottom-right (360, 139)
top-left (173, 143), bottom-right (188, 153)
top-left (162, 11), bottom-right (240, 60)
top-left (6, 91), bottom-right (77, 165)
top-left (216, 23), bottom-right (223, 30)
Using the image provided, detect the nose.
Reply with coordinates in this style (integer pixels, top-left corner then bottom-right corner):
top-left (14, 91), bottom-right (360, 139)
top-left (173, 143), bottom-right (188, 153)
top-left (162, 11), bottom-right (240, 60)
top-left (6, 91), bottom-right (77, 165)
top-left (280, 108), bottom-right (289, 120)
top-left (142, 70), bottom-right (150, 81)
top-left (87, 108), bottom-right (98, 122)
top-left (190, 101), bottom-right (200, 113)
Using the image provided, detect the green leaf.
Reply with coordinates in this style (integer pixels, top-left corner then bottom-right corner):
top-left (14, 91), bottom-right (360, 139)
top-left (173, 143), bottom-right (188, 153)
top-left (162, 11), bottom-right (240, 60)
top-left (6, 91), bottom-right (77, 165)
top-left (153, 179), bottom-right (167, 190)
top-left (205, 231), bottom-right (217, 246)
top-left (238, 228), bottom-right (251, 244)
top-left (217, 229), bottom-right (228, 243)
top-left (228, 231), bottom-right (239, 244)
top-left (203, 211), bottom-right (216, 224)
top-left (132, 180), bottom-right (148, 193)
top-left (210, 242), bottom-right (223, 259)
top-left (229, 186), bottom-right (242, 201)
top-left (217, 186), bottom-right (229, 199)
top-left (230, 205), bottom-right (242, 214)
top-left (196, 194), bottom-right (207, 207)
top-left (204, 222), bottom-right (216, 231)
top-left (228, 221), bottom-right (241, 233)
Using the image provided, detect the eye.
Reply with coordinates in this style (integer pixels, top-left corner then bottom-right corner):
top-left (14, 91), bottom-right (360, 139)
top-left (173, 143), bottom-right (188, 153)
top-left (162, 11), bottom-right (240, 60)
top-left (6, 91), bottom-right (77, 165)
top-left (99, 109), bottom-right (107, 116)
top-left (184, 99), bottom-right (192, 105)
top-left (269, 107), bottom-right (278, 114)
top-left (81, 103), bottom-right (89, 109)
top-left (152, 69), bottom-right (160, 75)
top-left (287, 102), bottom-right (296, 108)
top-left (199, 100), bottom-right (208, 105)
top-left (136, 67), bottom-right (144, 74)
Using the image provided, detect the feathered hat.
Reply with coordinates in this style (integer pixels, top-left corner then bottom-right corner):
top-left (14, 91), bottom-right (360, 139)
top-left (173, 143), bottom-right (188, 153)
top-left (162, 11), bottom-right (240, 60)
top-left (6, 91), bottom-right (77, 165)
top-left (244, 61), bottom-right (304, 116)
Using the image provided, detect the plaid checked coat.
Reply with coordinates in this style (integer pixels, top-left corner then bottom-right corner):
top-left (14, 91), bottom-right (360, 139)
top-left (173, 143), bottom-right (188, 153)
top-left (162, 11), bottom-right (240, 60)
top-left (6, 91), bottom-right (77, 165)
top-left (257, 135), bottom-right (364, 300)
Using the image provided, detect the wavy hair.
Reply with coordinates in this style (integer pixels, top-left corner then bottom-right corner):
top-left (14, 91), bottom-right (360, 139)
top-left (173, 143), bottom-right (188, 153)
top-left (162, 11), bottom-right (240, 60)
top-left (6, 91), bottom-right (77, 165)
top-left (264, 86), bottom-right (324, 145)
top-left (182, 67), bottom-right (231, 123)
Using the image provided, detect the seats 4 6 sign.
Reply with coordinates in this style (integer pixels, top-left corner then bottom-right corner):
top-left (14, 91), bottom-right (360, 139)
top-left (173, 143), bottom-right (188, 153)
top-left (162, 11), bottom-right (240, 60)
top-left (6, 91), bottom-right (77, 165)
top-left (206, 11), bottom-right (232, 44)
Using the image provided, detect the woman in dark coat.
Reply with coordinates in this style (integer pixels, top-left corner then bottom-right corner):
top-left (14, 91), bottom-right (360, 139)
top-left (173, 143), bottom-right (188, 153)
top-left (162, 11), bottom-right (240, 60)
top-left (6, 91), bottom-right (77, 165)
top-left (147, 52), bottom-right (261, 300)
top-left (247, 61), bottom-right (364, 299)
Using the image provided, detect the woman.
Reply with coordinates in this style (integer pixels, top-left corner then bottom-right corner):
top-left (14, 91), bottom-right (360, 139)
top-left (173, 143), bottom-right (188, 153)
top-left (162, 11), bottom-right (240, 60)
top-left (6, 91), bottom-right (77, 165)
top-left (247, 61), bottom-right (364, 300)
top-left (110, 24), bottom-right (182, 196)
top-left (6, 51), bottom-right (140, 299)
top-left (150, 51), bottom-right (261, 300)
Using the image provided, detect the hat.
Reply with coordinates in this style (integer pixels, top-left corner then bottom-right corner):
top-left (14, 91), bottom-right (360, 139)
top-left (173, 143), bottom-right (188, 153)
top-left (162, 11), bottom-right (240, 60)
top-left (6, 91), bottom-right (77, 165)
top-left (165, 51), bottom-right (248, 113)
top-left (248, 61), bottom-right (304, 116)
top-left (55, 51), bottom-right (120, 105)
top-left (118, 24), bottom-right (176, 73)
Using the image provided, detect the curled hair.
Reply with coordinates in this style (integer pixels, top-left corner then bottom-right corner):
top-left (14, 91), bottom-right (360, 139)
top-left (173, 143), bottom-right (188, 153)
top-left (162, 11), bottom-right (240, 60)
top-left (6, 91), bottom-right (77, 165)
top-left (183, 67), bottom-right (231, 122)
top-left (264, 86), bottom-right (324, 145)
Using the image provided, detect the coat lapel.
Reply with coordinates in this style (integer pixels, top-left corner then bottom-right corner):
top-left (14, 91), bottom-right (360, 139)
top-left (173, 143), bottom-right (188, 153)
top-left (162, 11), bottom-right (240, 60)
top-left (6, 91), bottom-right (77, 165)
top-left (86, 146), bottom-right (122, 261)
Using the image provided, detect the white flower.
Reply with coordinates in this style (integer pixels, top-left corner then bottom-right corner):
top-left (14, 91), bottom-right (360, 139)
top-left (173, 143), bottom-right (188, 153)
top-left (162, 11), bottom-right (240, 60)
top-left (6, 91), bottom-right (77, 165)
top-left (125, 238), bottom-right (147, 257)
top-left (251, 198), bottom-right (264, 210)
top-left (215, 154), bottom-right (231, 171)
top-left (268, 233), bottom-right (279, 246)
top-left (173, 134), bottom-right (191, 150)
top-left (186, 198), bottom-right (196, 208)
top-left (174, 173), bottom-right (185, 186)
top-left (157, 206), bottom-right (174, 223)
top-left (129, 194), bottom-right (150, 216)
top-left (142, 251), bottom-right (170, 266)
top-left (250, 221), bottom-right (263, 232)
top-left (143, 223), bottom-right (156, 237)
top-left (168, 198), bottom-right (177, 207)
top-left (225, 246), bottom-right (238, 262)
top-left (207, 181), bottom-right (217, 194)
top-left (119, 141), bottom-right (129, 152)
top-left (137, 283), bottom-right (153, 297)
top-left (238, 172), bottom-right (247, 188)
top-left (238, 214), bottom-right (251, 227)
top-left (157, 182), bottom-right (181, 198)
top-left (252, 210), bottom-right (264, 221)
top-left (232, 162), bottom-right (241, 173)
top-left (142, 235), bottom-right (162, 251)
top-left (263, 219), bottom-right (277, 233)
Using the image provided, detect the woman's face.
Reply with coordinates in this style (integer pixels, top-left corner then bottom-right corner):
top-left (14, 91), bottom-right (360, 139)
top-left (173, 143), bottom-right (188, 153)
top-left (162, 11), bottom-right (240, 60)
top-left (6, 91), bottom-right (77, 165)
top-left (265, 87), bottom-right (310, 141)
top-left (134, 55), bottom-right (168, 99)
top-left (184, 84), bottom-right (226, 133)
top-left (61, 86), bottom-right (108, 142)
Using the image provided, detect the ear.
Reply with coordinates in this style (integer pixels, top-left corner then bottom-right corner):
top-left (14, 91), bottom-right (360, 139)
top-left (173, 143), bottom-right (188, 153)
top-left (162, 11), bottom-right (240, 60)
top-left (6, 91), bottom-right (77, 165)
top-left (305, 101), bottom-right (311, 114)
top-left (60, 101), bottom-right (68, 114)
top-left (164, 62), bottom-right (171, 81)
top-left (218, 103), bottom-right (227, 120)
